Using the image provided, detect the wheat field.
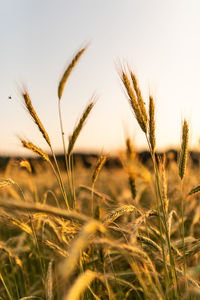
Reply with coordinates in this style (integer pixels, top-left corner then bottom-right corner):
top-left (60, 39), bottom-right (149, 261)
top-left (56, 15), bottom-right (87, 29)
top-left (0, 47), bottom-right (200, 299)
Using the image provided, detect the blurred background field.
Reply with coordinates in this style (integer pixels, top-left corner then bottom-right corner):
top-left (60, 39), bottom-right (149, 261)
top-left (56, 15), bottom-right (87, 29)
top-left (1, 145), bottom-right (200, 298)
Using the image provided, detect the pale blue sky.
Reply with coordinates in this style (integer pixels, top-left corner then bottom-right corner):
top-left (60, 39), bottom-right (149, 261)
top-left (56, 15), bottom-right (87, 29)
top-left (1, 0), bottom-right (200, 155)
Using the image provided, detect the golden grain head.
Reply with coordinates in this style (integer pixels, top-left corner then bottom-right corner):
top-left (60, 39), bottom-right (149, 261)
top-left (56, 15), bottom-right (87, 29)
top-left (122, 71), bottom-right (137, 103)
top-left (178, 119), bottom-right (189, 180)
top-left (121, 70), bottom-right (147, 133)
top-left (137, 235), bottom-right (162, 253)
top-left (0, 178), bottom-right (15, 189)
top-left (188, 185), bottom-right (200, 196)
top-left (92, 155), bottom-right (107, 185)
top-left (148, 95), bottom-right (156, 153)
top-left (128, 175), bottom-right (137, 199)
top-left (22, 91), bottom-right (51, 147)
top-left (20, 160), bottom-right (32, 173)
top-left (68, 101), bottom-right (95, 156)
top-left (58, 46), bottom-right (87, 100)
top-left (158, 154), bottom-right (168, 213)
top-left (126, 138), bottom-right (135, 160)
top-left (103, 205), bottom-right (135, 226)
top-left (130, 72), bottom-right (148, 123)
top-left (21, 140), bottom-right (50, 162)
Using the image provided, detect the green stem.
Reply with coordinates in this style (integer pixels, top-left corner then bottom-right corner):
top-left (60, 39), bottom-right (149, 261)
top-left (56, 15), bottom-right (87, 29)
top-left (0, 270), bottom-right (13, 300)
top-left (67, 154), bottom-right (76, 209)
top-left (91, 183), bottom-right (95, 217)
top-left (180, 180), bottom-right (187, 285)
top-left (146, 136), bottom-right (177, 298)
top-left (58, 99), bottom-right (68, 167)
top-left (58, 99), bottom-right (75, 208)
top-left (48, 155), bottom-right (69, 209)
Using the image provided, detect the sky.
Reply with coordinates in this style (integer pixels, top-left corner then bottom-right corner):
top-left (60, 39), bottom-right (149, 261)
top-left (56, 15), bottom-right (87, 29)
top-left (1, 0), bottom-right (200, 155)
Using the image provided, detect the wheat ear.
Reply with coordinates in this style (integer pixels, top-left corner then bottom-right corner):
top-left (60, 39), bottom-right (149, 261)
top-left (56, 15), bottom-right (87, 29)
top-left (159, 154), bottom-right (168, 213)
top-left (92, 155), bottom-right (107, 185)
top-left (21, 140), bottom-right (50, 162)
top-left (103, 205), bottom-right (135, 226)
top-left (128, 175), bottom-right (137, 199)
top-left (23, 92), bottom-right (51, 147)
top-left (121, 71), bottom-right (147, 133)
top-left (137, 236), bottom-right (162, 253)
top-left (188, 185), bottom-right (200, 196)
top-left (179, 119), bottom-right (189, 180)
top-left (58, 46), bottom-right (87, 100)
top-left (126, 138), bottom-right (135, 160)
top-left (0, 178), bottom-right (16, 190)
top-left (131, 72), bottom-right (148, 123)
top-left (68, 101), bottom-right (95, 156)
top-left (149, 96), bottom-right (156, 153)
top-left (20, 160), bottom-right (32, 173)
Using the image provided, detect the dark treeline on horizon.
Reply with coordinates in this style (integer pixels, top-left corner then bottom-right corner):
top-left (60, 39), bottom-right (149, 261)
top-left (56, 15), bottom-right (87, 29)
top-left (0, 149), bottom-right (200, 172)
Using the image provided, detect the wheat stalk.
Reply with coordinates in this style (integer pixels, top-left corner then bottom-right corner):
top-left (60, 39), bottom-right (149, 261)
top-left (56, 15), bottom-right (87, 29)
top-left (63, 270), bottom-right (97, 300)
top-left (125, 138), bottom-right (137, 199)
top-left (0, 199), bottom-right (90, 223)
top-left (78, 185), bottom-right (113, 203)
top-left (128, 175), bottom-right (137, 199)
top-left (167, 210), bottom-right (178, 238)
top-left (59, 220), bottom-right (105, 280)
top-left (44, 240), bottom-right (69, 257)
top-left (46, 260), bottom-right (53, 300)
top-left (178, 119), bottom-right (189, 282)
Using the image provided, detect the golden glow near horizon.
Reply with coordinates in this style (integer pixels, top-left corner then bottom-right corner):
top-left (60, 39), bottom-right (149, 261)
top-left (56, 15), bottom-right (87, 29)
top-left (1, 0), bottom-right (200, 155)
